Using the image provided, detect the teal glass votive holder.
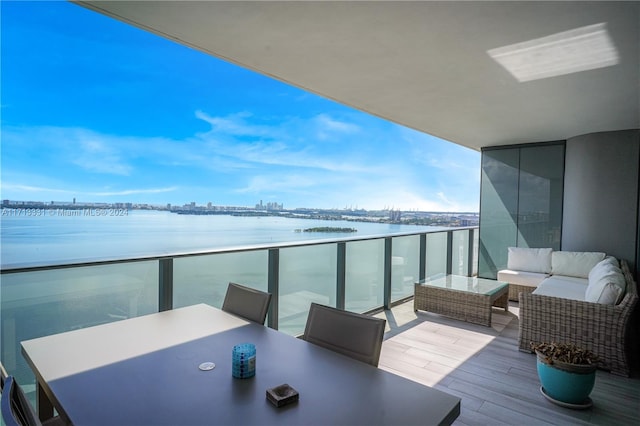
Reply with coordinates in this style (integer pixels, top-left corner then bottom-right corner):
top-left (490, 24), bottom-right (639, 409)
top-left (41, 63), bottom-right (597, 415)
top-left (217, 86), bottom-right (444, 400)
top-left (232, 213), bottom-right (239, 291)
top-left (232, 343), bottom-right (256, 379)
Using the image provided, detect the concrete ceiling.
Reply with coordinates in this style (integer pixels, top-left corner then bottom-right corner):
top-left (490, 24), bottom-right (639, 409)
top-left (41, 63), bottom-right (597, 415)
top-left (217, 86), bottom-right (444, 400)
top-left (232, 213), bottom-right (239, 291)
top-left (75, 1), bottom-right (639, 152)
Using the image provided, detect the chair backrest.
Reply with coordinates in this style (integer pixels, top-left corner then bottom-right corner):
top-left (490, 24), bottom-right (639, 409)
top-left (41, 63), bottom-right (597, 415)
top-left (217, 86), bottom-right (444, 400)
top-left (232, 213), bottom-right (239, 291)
top-left (302, 303), bottom-right (386, 367)
top-left (221, 282), bottom-right (272, 325)
top-left (1, 376), bottom-right (41, 426)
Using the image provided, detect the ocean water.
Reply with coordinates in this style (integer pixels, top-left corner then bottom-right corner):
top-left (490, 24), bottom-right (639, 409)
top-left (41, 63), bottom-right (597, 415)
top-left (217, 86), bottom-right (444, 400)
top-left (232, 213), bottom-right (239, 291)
top-left (0, 209), bottom-right (442, 267)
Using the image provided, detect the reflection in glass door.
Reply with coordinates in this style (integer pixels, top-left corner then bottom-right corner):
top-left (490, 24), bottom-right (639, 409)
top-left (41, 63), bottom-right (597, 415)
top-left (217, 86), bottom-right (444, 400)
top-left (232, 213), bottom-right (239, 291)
top-left (478, 143), bottom-right (564, 279)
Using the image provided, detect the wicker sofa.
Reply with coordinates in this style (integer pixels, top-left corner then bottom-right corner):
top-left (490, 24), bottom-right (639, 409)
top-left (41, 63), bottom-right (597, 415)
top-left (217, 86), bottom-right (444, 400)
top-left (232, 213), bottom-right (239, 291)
top-left (498, 248), bottom-right (610, 301)
top-left (518, 259), bottom-right (638, 376)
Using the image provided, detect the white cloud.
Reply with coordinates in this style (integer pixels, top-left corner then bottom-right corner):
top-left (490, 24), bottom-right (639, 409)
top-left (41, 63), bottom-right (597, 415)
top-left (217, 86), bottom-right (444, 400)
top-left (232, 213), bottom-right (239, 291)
top-left (236, 175), bottom-right (316, 194)
top-left (195, 110), bottom-right (269, 137)
top-left (0, 183), bottom-right (72, 194)
top-left (0, 182), bottom-right (178, 198)
top-left (68, 129), bottom-right (132, 175)
top-left (191, 112), bottom-right (379, 173)
top-left (91, 187), bottom-right (178, 196)
top-left (314, 114), bottom-right (360, 139)
top-left (2, 111), bottom-right (480, 211)
top-left (437, 191), bottom-right (453, 206)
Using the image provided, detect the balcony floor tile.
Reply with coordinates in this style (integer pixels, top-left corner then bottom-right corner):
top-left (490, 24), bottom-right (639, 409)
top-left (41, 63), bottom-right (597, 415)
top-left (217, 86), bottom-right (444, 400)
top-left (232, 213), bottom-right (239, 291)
top-left (376, 301), bottom-right (640, 425)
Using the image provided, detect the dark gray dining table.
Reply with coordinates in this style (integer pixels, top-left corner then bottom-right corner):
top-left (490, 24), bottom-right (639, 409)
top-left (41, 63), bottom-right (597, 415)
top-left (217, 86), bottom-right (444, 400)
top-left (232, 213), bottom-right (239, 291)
top-left (22, 303), bottom-right (460, 425)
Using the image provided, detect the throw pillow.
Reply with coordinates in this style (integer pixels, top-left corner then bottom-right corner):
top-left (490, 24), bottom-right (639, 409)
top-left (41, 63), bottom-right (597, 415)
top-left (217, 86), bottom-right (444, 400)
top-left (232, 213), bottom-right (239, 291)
top-left (588, 257), bottom-right (619, 283)
top-left (507, 247), bottom-right (552, 274)
top-left (586, 260), bottom-right (626, 304)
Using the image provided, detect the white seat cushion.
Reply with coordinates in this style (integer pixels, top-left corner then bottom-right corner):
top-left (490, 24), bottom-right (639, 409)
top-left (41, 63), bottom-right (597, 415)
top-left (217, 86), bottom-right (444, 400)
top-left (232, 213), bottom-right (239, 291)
top-left (507, 247), bottom-right (552, 274)
top-left (551, 251), bottom-right (605, 278)
top-left (497, 269), bottom-right (548, 287)
top-left (532, 276), bottom-right (588, 301)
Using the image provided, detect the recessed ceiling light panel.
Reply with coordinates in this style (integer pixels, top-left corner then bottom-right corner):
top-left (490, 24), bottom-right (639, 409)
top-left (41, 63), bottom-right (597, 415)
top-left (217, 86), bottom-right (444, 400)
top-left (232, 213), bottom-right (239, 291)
top-left (488, 23), bottom-right (619, 82)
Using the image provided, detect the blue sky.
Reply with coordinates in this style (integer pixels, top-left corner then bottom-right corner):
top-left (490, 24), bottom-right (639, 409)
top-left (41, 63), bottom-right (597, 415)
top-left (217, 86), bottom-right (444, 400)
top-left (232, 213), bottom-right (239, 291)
top-left (1, 1), bottom-right (480, 212)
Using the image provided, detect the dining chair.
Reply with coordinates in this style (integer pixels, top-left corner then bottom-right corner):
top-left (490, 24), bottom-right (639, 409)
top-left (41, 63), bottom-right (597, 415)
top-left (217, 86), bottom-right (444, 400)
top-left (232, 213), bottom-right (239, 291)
top-left (2, 375), bottom-right (41, 426)
top-left (221, 282), bottom-right (272, 325)
top-left (302, 302), bottom-right (386, 367)
top-left (1, 375), bottom-right (67, 426)
top-left (0, 361), bottom-right (7, 391)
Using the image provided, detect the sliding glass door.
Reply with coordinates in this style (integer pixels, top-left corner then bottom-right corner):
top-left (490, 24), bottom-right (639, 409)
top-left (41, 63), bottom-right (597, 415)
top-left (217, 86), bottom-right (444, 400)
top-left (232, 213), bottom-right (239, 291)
top-left (478, 143), bottom-right (564, 279)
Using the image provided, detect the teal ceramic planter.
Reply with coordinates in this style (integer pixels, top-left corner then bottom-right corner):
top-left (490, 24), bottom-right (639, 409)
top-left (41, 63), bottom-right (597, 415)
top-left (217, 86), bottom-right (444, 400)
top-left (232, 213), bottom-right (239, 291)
top-left (536, 352), bottom-right (596, 406)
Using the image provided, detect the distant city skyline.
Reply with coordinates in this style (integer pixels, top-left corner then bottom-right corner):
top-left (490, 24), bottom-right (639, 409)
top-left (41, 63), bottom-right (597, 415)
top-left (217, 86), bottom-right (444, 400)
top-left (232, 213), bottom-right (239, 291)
top-left (3, 198), bottom-right (478, 214)
top-left (1, 1), bottom-right (481, 212)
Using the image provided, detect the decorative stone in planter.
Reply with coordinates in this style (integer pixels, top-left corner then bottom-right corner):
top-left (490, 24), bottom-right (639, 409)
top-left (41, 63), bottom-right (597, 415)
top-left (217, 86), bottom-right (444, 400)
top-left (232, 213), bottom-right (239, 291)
top-left (532, 342), bottom-right (599, 409)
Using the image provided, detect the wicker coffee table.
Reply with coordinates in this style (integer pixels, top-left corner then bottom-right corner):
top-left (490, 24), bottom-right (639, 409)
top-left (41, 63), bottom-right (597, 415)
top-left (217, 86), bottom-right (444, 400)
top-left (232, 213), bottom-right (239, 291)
top-left (414, 275), bottom-right (509, 326)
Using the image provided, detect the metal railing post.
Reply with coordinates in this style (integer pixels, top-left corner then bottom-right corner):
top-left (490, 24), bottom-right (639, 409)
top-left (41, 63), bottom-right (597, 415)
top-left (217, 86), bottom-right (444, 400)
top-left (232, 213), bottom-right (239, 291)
top-left (419, 234), bottom-right (427, 281)
top-left (337, 242), bottom-right (346, 310)
top-left (383, 237), bottom-right (392, 309)
top-left (446, 231), bottom-right (453, 275)
top-left (467, 228), bottom-right (475, 277)
top-left (158, 258), bottom-right (173, 312)
top-left (267, 248), bottom-right (279, 330)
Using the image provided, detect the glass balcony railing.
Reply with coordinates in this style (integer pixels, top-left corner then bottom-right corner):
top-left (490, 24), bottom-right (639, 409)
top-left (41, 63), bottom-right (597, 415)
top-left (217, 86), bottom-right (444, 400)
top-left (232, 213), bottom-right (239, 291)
top-left (0, 226), bottom-right (478, 392)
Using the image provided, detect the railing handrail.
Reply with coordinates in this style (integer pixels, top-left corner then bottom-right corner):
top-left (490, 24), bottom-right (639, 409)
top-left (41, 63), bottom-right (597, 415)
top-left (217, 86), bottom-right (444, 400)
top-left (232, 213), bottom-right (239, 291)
top-left (1, 226), bottom-right (478, 274)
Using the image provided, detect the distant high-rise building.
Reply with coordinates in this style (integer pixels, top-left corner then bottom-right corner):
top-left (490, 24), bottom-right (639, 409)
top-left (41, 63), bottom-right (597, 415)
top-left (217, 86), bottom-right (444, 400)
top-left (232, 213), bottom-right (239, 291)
top-left (389, 210), bottom-right (401, 221)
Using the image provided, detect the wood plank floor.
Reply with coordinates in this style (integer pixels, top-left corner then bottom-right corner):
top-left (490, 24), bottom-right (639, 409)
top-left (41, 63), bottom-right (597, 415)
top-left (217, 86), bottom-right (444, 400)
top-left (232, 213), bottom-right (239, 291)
top-left (375, 301), bottom-right (640, 425)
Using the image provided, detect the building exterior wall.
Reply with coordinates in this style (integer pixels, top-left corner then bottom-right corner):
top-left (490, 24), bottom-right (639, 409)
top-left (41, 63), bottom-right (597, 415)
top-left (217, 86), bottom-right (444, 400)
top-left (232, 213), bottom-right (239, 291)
top-left (479, 129), bottom-right (640, 278)
top-left (562, 129), bottom-right (640, 272)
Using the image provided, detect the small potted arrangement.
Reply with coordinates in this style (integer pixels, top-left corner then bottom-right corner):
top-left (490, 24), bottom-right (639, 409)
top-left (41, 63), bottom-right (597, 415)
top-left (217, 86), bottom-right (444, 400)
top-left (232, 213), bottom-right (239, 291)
top-left (531, 341), bottom-right (599, 409)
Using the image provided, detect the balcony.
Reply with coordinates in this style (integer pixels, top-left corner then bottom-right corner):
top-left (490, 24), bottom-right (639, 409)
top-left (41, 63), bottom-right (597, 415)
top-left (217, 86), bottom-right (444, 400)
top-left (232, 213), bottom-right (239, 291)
top-left (3, 2), bottom-right (638, 423)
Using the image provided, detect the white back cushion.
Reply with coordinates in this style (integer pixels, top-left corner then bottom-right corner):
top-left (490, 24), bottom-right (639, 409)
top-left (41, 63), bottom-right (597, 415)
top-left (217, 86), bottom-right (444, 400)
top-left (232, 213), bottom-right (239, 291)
top-left (551, 251), bottom-right (605, 278)
top-left (507, 247), bottom-right (552, 274)
top-left (586, 257), bottom-right (626, 304)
